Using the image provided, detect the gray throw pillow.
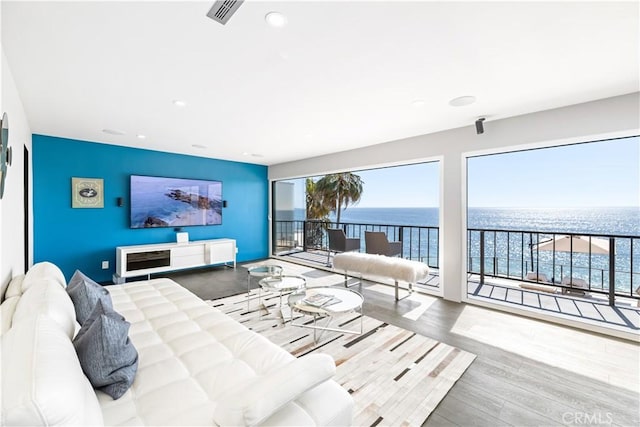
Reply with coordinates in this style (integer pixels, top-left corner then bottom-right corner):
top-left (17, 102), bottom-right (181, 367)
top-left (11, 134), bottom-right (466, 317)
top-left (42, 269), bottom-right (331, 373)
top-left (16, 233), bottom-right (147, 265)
top-left (67, 270), bottom-right (113, 324)
top-left (73, 300), bottom-right (138, 399)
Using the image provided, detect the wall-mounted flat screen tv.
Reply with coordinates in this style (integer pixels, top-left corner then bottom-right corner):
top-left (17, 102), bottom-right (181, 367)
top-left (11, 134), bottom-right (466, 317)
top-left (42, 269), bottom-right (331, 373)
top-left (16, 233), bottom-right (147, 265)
top-left (130, 175), bottom-right (222, 228)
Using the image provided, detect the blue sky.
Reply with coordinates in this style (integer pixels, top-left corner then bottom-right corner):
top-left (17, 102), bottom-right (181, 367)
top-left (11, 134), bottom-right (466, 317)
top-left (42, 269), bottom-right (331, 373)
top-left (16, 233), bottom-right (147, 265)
top-left (468, 137), bottom-right (639, 208)
top-left (287, 136), bottom-right (639, 209)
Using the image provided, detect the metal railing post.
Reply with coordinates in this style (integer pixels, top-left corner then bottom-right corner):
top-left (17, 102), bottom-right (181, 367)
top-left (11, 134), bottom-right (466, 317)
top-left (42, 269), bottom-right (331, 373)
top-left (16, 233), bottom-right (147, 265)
top-left (609, 237), bottom-right (615, 306)
top-left (480, 231), bottom-right (485, 285)
top-left (302, 221), bottom-right (308, 252)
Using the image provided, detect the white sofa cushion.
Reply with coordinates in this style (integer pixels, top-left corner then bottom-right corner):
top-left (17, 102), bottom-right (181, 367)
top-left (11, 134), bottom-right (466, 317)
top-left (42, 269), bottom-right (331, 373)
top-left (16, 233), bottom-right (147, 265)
top-left (22, 261), bottom-right (67, 292)
top-left (0, 296), bottom-right (20, 335)
top-left (100, 278), bottom-right (352, 426)
top-left (13, 278), bottom-right (77, 338)
top-left (4, 274), bottom-right (25, 299)
top-left (213, 353), bottom-right (336, 426)
top-left (1, 314), bottom-right (104, 426)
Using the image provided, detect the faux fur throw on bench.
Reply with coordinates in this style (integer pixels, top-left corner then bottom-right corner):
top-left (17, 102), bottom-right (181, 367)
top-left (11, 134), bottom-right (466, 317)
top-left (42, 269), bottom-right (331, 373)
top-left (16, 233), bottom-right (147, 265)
top-left (333, 252), bottom-right (430, 284)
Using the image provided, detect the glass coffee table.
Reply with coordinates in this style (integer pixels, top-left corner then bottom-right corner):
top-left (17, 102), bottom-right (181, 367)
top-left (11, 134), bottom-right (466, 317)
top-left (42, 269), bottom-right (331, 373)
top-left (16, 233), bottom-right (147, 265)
top-left (288, 287), bottom-right (364, 343)
top-left (247, 264), bottom-right (283, 312)
top-left (258, 275), bottom-right (306, 320)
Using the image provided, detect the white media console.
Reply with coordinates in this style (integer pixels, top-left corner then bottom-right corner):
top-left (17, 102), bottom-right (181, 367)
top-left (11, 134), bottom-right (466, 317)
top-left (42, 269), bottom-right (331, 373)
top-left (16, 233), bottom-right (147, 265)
top-left (114, 238), bottom-right (236, 283)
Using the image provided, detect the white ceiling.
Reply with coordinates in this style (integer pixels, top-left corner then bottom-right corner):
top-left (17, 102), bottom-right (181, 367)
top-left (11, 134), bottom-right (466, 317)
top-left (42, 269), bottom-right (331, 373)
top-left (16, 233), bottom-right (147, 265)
top-left (2, 1), bottom-right (638, 165)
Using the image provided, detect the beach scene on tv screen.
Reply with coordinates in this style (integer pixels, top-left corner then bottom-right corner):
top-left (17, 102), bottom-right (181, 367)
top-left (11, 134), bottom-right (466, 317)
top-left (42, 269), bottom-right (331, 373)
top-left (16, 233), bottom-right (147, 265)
top-left (130, 175), bottom-right (222, 228)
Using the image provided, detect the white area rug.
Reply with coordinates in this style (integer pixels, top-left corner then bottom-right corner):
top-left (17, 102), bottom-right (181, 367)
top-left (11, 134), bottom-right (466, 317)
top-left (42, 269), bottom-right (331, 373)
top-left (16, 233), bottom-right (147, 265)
top-left (210, 261), bottom-right (476, 426)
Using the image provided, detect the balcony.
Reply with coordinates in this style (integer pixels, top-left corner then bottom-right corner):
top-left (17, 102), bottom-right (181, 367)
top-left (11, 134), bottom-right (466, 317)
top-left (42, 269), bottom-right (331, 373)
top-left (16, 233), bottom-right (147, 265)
top-left (273, 220), bottom-right (640, 335)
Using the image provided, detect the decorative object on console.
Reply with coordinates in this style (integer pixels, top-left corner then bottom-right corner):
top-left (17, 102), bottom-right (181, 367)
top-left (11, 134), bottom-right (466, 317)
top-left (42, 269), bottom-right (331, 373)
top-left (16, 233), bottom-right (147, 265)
top-left (73, 300), bottom-right (139, 400)
top-left (130, 174), bottom-right (222, 228)
top-left (66, 269), bottom-right (113, 324)
top-left (0, 112), bottom-right (11, 199)
top-left (71, 177), bottom-right (104, 208)
top-left (176, 231), bottom-right (189, 243)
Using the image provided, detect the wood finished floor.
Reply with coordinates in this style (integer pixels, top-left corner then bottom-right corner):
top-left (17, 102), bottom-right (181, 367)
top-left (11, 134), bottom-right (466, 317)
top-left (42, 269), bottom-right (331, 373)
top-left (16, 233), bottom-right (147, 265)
top-left (162, 263), bottom-right (640, 427)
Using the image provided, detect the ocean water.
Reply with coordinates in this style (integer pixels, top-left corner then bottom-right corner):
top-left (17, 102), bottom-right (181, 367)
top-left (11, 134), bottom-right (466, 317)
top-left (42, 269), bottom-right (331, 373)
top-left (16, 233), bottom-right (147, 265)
top-left (286, 206), bottom-right (639, 293)
top-left (294, 206), bottom-right (639, 235)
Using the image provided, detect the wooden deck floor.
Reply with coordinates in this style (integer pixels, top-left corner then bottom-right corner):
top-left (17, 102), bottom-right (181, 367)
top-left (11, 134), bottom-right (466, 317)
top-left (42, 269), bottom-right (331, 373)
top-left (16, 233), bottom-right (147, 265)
top-left (280, 249), bottom-right (640, 336)
top-left (163, 259), bottom-right (640, 427)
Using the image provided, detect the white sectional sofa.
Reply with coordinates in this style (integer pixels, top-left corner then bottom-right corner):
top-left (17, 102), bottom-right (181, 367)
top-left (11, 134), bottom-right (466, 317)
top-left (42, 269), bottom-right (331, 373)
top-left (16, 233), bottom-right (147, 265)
top-left (1, 262), bottom-right (354, 426)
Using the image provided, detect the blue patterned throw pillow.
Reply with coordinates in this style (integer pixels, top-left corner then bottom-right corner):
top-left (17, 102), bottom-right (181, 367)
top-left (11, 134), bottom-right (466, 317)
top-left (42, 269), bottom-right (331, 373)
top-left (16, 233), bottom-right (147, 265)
top-left (66, 270), bottom-right (113, 324)
top-left (73, 300), bottom-right (138, 399)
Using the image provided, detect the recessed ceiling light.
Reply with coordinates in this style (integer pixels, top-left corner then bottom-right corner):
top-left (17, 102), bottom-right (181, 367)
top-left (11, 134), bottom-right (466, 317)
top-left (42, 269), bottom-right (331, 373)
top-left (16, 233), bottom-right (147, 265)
top-left (102, 129), bottom-right (125, 136)
top-left (449, 96), bottom-right (476, 107)
top-left (136, 134), bottom-right (146, 139)
top-left (192, 144), bottom-right (207, 149)
top-left (265, 12), bottom-right (287, 28)
top-left (242, 152), bottom-right (263, 158)
top-left (412, 100), bottom-right (426, 108)
top-left (172, 100), bottom-right (187, 107)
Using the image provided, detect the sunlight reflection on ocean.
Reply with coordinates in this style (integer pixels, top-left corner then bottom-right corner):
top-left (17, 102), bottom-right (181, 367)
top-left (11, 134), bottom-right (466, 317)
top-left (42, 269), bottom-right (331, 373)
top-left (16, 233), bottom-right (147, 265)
top-left (299, 206), bottom-right (639, 236)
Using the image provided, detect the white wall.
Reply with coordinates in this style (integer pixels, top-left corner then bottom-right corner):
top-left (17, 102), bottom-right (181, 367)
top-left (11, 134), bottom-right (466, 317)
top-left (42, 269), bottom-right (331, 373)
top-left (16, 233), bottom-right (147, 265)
top-left (269, 93), bottom-right (640, 303)
top-left (0, 47), bottom-right (32, 298)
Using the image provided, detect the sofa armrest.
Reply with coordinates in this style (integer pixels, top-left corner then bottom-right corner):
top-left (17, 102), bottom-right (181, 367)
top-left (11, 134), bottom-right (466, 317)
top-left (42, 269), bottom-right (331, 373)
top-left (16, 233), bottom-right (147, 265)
top-left (213, 354), bottom-right (336, 426)
top-left (1, 314), bottom-right (104, 426)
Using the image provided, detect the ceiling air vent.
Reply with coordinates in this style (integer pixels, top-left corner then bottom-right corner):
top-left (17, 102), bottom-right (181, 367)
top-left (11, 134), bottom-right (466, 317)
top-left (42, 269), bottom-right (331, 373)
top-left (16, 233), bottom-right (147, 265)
top-left (206, 0), bottom-right (244, 25)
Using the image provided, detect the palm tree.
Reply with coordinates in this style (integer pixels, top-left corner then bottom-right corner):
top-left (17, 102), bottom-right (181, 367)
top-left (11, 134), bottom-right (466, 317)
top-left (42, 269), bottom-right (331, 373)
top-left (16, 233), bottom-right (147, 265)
top-left (305, 178), bottom-right (331, 220)
top-left (315, 172), bottom-right (364, 224)
top-left (305, 178), bottom-right (331, 248)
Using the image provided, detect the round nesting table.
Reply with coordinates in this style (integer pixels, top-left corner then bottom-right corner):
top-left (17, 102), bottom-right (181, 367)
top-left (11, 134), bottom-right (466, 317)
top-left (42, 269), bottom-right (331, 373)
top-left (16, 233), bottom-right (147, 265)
top-left (288, 287), bottom-right (364, 343)
top-left (247, 264), bottom-right (283, 312)
top-left (258, 275), bottom-right (306, 319)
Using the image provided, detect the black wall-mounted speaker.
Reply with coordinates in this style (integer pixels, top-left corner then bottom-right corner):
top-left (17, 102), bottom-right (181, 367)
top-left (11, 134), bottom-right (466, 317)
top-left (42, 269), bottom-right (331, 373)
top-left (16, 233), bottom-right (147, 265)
top-left (116, 197), bottom-right (123, 207)
top-left (222, 200), bottom-right (228, 208)
top-left (475, 118), bottom-right (485, 135)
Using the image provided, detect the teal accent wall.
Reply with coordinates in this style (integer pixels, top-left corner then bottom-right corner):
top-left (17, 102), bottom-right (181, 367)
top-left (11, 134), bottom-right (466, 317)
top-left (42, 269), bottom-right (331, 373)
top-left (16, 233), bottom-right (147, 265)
top-left (33, 135), bottom-right (268, 282)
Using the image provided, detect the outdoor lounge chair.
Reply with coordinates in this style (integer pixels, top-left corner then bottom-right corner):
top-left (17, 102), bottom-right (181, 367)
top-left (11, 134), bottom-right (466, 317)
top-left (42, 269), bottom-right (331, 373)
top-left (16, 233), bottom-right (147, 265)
top-left (326, 228), bottom-right (360, 266)
top-left (525, 271), bottom-right (550, 283)
top-left (364, 231), bottom-right (402, 257)
top-left (561, 277), bottom-right (589, 295)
